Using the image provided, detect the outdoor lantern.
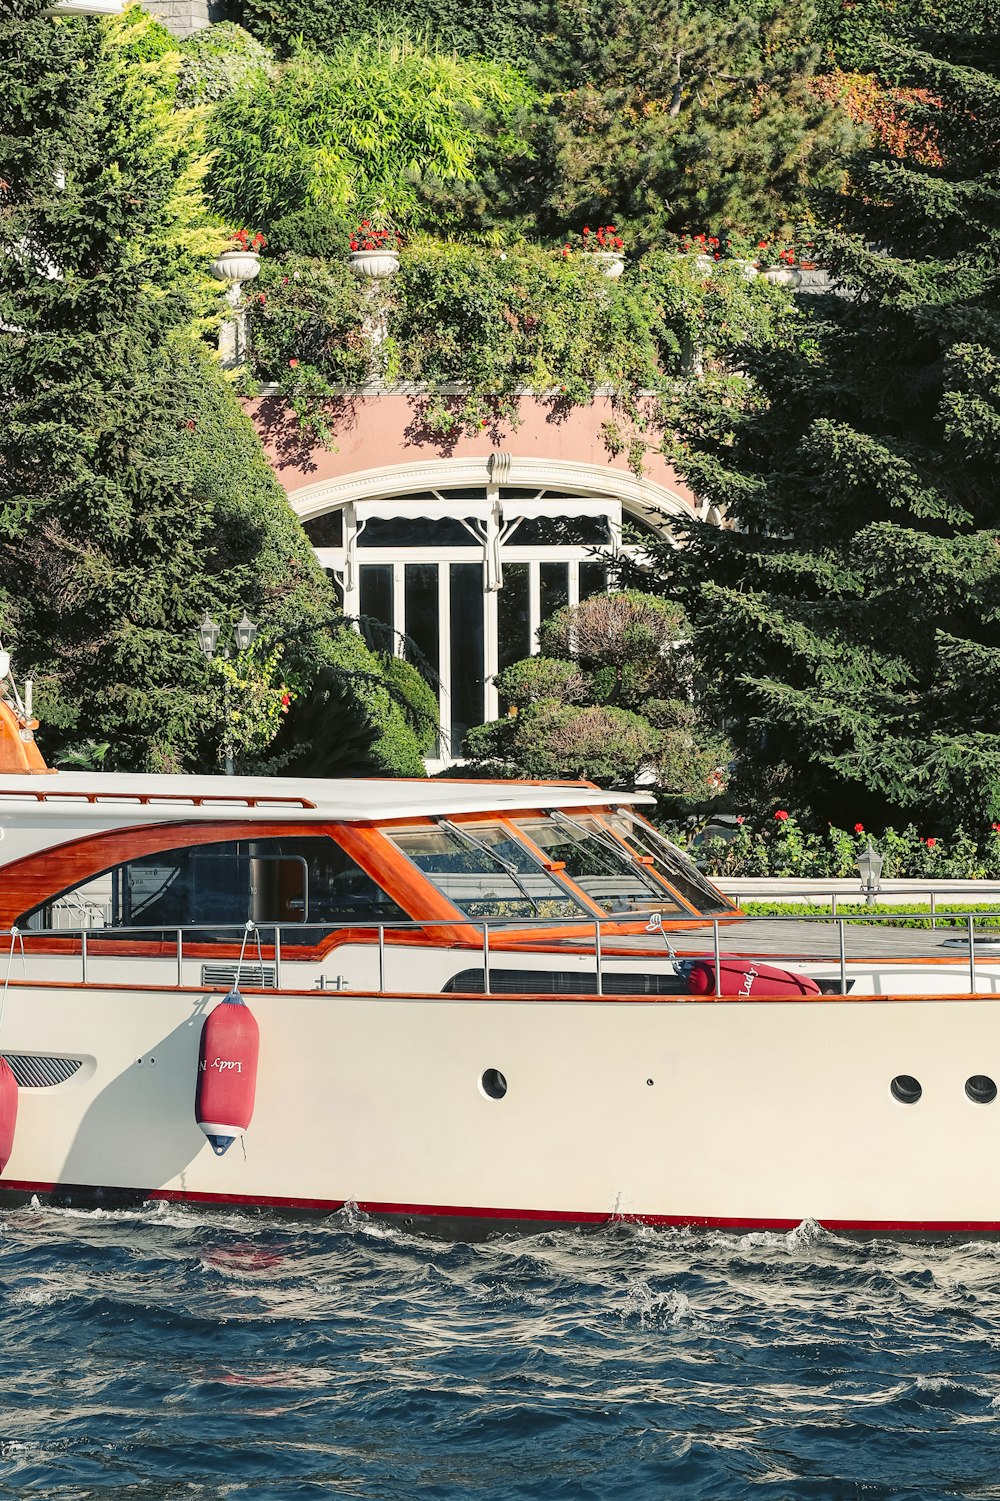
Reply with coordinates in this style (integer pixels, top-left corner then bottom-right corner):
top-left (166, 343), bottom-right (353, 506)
top-left (857, 841), bottom-right (883, 905)
top-left (197, 612), bottom-right (221, 660)
top-left (233, 611), bottom-right (258, 652)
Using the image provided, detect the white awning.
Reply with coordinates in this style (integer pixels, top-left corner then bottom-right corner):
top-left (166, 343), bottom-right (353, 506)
top-left (500, 497), bottom-right (619, 522)
top-left (355, 497), bottom-right (494, 523)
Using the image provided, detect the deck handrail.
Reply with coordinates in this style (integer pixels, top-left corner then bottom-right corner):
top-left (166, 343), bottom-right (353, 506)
top-left (5, 907), bottom-right (1000, 998)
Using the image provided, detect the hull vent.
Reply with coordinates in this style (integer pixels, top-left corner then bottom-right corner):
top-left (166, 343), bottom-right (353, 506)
top-left (201, 963), bottom-right (275, 990)
top-left (1, 1054), bottom-right (83, 1088)
top-left (443, 968), bottom-right (688, 995)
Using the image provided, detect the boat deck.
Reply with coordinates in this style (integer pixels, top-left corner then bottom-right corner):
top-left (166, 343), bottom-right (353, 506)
top-left (602, 919), bottom-right (1000, 964)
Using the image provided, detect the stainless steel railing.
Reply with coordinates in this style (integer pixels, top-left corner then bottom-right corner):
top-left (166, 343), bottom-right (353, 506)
top-left (3, 909), bottom-right (1000, 997)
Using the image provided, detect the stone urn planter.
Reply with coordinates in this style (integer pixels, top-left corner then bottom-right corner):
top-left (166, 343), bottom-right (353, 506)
top-left (350, 249), bottom-right (400, 279)
top-left (585, 250), bottom-right (625, 279)
top-left (759, 263), bottom-right (802, 288)
top-left (209, 250), bottom-right (261, 287)
top-left (208, 251), bottom-right (261, 370)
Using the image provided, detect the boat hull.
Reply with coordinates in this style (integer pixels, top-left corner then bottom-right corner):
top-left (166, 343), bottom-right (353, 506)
top-left (4, 982), bottom-right (1000, 1236)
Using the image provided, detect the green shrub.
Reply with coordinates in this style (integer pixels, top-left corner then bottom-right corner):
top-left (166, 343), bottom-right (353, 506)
top-left (495, 657), bottom-right (587, 708)
top-left (177, 23), bottom-right (274, 106)
top-left (240, 0), bottom-right (533, 61)
top-left (207, 40), bottom-right (536, 230)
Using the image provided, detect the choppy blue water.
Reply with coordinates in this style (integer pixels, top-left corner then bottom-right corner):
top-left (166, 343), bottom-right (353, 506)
top-left (2, 1206), bottom-right (1000, 1499)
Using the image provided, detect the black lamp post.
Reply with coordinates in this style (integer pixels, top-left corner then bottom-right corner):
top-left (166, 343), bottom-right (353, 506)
top-left (197, 609), bottom-right (258, 775)
top-left (857, 841), bottom-right (883, 907)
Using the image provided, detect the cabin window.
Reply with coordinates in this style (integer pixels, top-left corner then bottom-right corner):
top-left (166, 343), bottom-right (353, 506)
top-left (605, 810), bottom-right (735, 917)
top-left (18, 835), bottom-right (405, 940)
top-left (513, 814), bottom-right (688, 917)
top-left (387, 823), bottom-right (589, 921)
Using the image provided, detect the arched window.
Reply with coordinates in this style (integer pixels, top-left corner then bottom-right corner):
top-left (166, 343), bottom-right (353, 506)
top-left (298, 470), bottom-right (685, 765)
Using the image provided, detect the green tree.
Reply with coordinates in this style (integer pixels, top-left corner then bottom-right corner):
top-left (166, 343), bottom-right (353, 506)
top-left (642, 14), bottom-right (1000, 826)
top-left (0, 2), bottom-right (425, 776)
top-left (506, 0), bottom-right (853, 248)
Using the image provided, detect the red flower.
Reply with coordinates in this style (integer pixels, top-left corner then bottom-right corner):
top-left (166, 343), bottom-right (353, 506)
top-left (925, 837), bottom-right (937, 848)
top-left (288, 358), bottom-right (299, 368)
top-left (774, 809), bottom-right (789, 821)
top-left (992, 823), bottom-right (1000, 833)
top-left (257, 292), bottom-right (267, 304)
top-left (854, 823), bottom-right (864, 834)
top-left (736, 815), bottom-right (745, 825)
top-left (480, 418), bottom-right (487, 428)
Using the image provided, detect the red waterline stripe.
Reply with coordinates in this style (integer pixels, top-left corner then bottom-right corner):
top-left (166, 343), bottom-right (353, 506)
top-left (4, 1180), bottom-right (1000, 1234)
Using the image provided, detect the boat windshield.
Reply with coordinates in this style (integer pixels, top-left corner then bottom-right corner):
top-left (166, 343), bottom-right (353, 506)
top-left (387, 823), bottom-right (590, 921)
top-left (605, 809), bottom-right (735, 917)
top-left (513, 814), bottom-right (689, 916)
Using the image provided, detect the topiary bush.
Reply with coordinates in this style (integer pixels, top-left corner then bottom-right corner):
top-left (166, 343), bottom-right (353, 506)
top-left (177, 23), bottom-right (274, 106)
top-left (465, 592), bottom-right (729, 793)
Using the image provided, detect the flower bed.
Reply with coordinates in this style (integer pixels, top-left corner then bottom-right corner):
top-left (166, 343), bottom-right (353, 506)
top-left (681, 814), bottom-right (1000, 880)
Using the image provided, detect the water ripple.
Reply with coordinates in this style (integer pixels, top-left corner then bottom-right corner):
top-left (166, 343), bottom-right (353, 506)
top-left (2, 1204), bottom-right (1000, 1496)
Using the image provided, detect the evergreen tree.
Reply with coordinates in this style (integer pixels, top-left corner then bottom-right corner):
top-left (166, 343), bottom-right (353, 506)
top-left (0, 2), bottom-right (426, 775)
top-left (644, 8), bottom-right (1000, 825)
top-left (488, 0), bottom-right (852, 246)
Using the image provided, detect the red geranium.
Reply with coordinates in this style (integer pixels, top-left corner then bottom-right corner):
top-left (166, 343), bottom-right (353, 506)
top-left (350, 222), bottom-right (402, 252)
top-left (577, 224), bottom-right (625, 252)
top-left (854, 823), bottom-right (864, 833)
top-left (774, 809), bottom-right (789, 821)
top-left (231, 228), bottom-right (266, 252)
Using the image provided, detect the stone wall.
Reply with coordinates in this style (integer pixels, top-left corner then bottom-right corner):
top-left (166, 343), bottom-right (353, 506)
top-left (143, 0), bottom-right (226, 38)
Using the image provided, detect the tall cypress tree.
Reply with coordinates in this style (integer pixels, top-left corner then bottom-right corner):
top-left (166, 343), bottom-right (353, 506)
top-left (0, 2), bottom-right (426, 774)
top-left (645, 7), bottom-right (1000, 826)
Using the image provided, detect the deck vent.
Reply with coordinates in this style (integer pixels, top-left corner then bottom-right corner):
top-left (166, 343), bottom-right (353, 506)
top-left (202, 963), bottom-right (275, 990)
top-left (2, 1054), bottom-right (82, 1088)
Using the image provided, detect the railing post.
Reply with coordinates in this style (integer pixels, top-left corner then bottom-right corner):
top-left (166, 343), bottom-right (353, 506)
top-left (931, 891), bottom-right (936, 930)
top-left (832, 892), bottom-right (838, 918)
top-left (80, 928), bottom-right (88, 984)
top-left (838, 918), bottom-right (846, 995)
top-left (594, 921), bottom-right (602, 995)
top-left (969, 914), bottom-right (976, 995)
top-left (482, 924), bottom-right (491, 995)
top-left (713, 920), bottom-right (721, 997)
top-left (176, 928), bottom-right (183, 988)
top-left (274, 925), bottom-right (281, 991)
top-left (378, 924), bottom-right (385, 994)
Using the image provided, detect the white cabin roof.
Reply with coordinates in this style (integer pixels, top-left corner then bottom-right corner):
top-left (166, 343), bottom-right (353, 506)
top-left (0, 771), bottom-right (652, 826)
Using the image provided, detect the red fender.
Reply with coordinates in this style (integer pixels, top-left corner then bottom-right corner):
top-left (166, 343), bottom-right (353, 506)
top-left (685, 958), bottom-right (820, 998)
top-left (195, 991), bottom-right (260, 1156)
top-left (0, 1057), bottom-right (18, 1175)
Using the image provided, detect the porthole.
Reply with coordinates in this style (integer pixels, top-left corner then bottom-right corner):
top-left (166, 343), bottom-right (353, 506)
top-left (890, 1075), bottom-right (922, 1105)
top-left (966, 1075), bottom-right (997, 1104)
top-left (480, 1068), bottom-right (507, 1100)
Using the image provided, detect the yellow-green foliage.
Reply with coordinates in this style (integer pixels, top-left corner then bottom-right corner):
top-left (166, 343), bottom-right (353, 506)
top-left (206, 37), bottom-right (536, 228)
